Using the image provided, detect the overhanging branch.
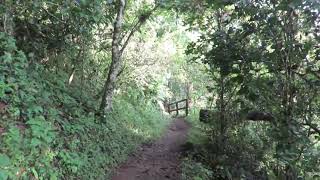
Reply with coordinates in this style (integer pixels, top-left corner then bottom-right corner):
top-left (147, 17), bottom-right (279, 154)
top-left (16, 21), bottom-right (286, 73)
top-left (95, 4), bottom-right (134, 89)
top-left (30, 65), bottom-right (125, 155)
top-left (303, 122), bottom-right (320, 135)
top-left (120, 4), bottom-right (159, 54)
top-left (246, 111), bottom-right (275, 122)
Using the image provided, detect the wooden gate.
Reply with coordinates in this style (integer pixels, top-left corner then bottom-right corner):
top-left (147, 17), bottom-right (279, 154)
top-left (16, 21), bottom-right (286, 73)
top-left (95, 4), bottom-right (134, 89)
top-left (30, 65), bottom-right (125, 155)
top-left (168, 99), bottom-right (189, 116)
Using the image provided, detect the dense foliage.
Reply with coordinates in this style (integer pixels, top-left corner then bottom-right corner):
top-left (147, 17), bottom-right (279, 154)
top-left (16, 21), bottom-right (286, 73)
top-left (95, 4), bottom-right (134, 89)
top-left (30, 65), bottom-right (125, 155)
top-left (0, 1), bottom-right (181, 179)
top-left (0, 32), bottom-right (172, 179)
top-left (183, 0), bottom-right (320, 179)
top-left (0, 0), bottom-right (319, 179)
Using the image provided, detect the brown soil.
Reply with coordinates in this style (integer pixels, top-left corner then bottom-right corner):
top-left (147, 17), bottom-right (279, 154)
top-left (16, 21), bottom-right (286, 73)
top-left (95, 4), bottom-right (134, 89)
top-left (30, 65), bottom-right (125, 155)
top-left (111, 118), bottom-right (190, 180)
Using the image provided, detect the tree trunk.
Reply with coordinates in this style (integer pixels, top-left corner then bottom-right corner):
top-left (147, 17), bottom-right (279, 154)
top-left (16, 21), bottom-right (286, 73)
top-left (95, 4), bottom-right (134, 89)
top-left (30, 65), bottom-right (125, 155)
top-left (3, 0), bottom-right (14, 36)
top-left (219, 76), bottom-right (226, 137)
top-left (99, 1), bottom-right (158, 115)
top-left (100, 0), bottom-right (126, 114)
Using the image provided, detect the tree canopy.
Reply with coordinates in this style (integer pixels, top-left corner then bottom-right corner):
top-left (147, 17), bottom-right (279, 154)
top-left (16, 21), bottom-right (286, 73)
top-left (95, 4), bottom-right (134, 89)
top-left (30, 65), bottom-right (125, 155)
top-left (0, 0), bottom-right (319, 179)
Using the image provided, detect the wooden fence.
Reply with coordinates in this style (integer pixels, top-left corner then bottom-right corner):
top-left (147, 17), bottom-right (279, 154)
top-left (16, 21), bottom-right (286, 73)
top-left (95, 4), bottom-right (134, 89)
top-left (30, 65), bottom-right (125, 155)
top-left (168, 99), bottom-right (189, 116)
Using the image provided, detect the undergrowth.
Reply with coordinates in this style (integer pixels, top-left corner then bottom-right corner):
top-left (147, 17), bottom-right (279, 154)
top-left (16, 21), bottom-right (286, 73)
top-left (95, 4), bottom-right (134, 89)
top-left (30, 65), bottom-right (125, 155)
top-left (182, 107), bottom-right (271, 180)
top-left (181, 108), bottom-right (213, 180)
top-left (0, 33), bottom-right (170, 179)
top-left (182, 107), bottom-right (320, 179)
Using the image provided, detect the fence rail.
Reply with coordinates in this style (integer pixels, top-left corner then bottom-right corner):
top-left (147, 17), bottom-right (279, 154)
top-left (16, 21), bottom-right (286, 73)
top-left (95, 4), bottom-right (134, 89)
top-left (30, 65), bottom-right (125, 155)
top-left (168, 99), bottom-right (189, 116)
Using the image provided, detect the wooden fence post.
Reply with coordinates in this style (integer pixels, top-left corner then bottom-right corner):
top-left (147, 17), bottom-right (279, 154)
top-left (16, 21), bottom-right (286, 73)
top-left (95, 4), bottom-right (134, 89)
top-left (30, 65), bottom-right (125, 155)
top-left (176, 102), bottom-right (179, 116)
top-left (186, 99), bottom-right (188, 116)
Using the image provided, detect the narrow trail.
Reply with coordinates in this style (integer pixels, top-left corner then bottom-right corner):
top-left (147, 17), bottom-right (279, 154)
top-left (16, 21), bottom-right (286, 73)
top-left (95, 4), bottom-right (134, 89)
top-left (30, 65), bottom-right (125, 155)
top-left (111, 118), bottom-right (190, 180)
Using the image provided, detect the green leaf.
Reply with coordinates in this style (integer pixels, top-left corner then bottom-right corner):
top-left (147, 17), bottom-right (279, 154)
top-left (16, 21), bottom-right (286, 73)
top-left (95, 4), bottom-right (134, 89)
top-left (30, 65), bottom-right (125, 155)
top-left (0, 154), bottom-right (11, 167)
top-left (50, 174), bottom-right (58, 180)
top-left (237, 86), bottom-right (248, 95)
top-left (0, 170), bottom-right (9, 180)
top-left (2, 52), bottom-right (13, 63)
top-left (31, 138), bottom-right (42, 147)
top-left (31, 168), bottom-right (39, 179)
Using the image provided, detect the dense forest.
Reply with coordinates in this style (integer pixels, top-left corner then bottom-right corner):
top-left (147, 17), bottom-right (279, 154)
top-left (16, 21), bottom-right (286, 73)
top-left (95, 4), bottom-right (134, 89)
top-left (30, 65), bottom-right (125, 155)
top-left (0, 0), bottom-right (319, 179)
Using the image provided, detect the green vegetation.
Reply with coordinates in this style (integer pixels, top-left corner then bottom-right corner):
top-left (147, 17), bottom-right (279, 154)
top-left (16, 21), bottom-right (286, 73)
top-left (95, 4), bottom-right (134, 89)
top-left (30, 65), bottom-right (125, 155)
top-left (182, 109), bottom-right (212, 180)
top-left (1, 0), bottom-right (320, 179)
top-left (0, 33), bottom-right (170, 179)
top-left (181, 1), bottom-right (320, 179)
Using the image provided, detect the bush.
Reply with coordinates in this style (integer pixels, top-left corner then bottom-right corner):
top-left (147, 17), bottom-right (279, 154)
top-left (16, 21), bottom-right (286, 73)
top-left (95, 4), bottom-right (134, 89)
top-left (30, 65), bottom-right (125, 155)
top-left (0, 33), bottom-right (170, 179)
top-left (182, 158), bottom-right (212, 180)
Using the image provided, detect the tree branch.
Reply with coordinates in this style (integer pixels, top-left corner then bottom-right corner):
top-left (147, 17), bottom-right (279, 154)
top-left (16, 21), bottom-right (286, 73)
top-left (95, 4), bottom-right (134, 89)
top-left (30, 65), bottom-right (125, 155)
top-left (246, 111), bottom-right (275, 122)
top-left (303, 122), bottom-right (320, 135)
top-left (120, 4), bottom-right (159, 54)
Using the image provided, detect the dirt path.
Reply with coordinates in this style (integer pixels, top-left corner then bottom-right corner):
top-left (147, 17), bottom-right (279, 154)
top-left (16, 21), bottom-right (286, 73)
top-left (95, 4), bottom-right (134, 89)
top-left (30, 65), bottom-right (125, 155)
top-left (111, 118), bottom-right (190, 180)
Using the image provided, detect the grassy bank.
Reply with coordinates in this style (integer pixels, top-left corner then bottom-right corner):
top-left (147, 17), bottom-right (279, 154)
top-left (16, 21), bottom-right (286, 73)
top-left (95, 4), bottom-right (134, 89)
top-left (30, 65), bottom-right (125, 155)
top-left (181, 108), bottom-right (213, 180)
top-left (0, 34), bottom-right (170, 179)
